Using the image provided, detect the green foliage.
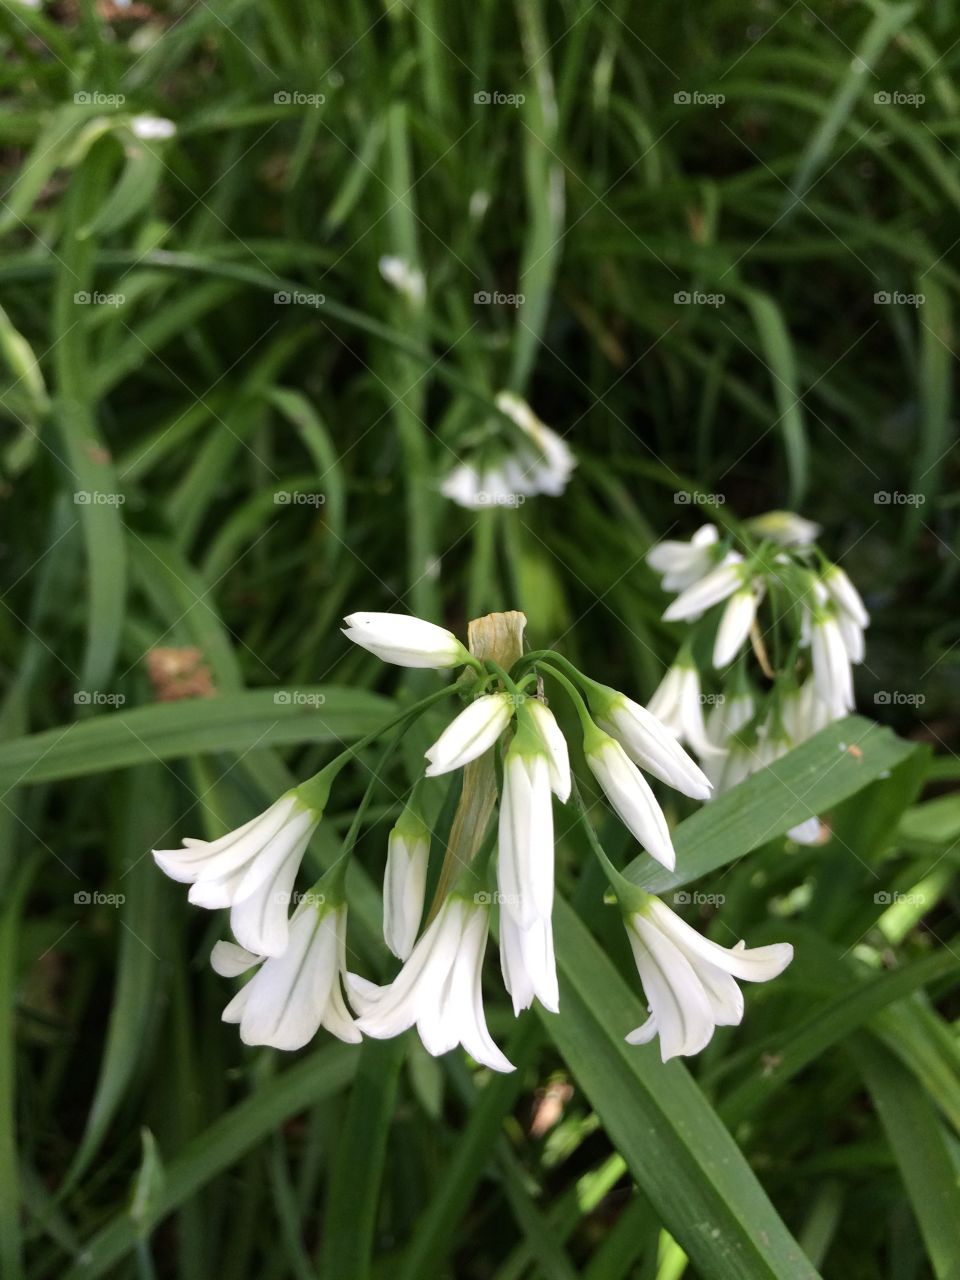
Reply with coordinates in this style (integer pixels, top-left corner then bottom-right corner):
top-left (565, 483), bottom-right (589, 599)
top-left (1, 2), bottom-right (958, 1278)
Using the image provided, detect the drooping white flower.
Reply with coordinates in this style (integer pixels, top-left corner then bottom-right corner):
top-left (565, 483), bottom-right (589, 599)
top-left (424, 692), bottom-right (514, 776)
top-left (822, 564), bottom-right (869, 630)
top-left (662, 553), bottom-right (745, 623)
top-left (623, 895), bottom-right (793, 1060)
top-left (525, 699), bottom-right (571, 801)
top-left (786, 816), bottom-right (825, 845)
top-left (647, 524), bottom-right (721, 593)
top-left (589, 684), bottom-right (711, 800)
top-left (216, 900), bottom-right (360, 1050)
top-left (584, 728), bottom-right (676, 870)
top-left (383, 810), bottom-right (430, 961)
top-left (349, 895), bottom-right (514, 1073)
top-left (378, 255), bottom-right (426, 307)
top-left (810, 612), bottom-right (854, 717)
top-left (646, 661), bottom-right (722, 759)
top-left (712, 585), bottom-right (760, 669)
top-left (342, 612), bottom-right (470, 669)
top-left (130, 116), bottom-right (177, 141)
top-left (440, 462), bottom-right (518, 509)
top-left (153, 793), bottom-right (319, 956)
top-left (499, 912), bottom-right (559, 1015)
top-left (494, 391), bottom-right (576, 497)
top-left (780, 679), bottom-right (833, 745)
top-left (705, 686), bottom-right (756, 752)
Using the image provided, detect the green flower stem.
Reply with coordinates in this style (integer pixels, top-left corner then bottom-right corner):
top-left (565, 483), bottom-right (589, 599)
top-left (567, 777), bottom-right (650, 915)
top-left (523, 659), bottom-right (596, 737)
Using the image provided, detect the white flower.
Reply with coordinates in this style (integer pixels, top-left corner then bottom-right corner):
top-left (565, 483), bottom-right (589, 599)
top-left (500, 913), bottom-right (559, 1015)
top-left (780, 679), bottom-right (833, 744)
top-left (383, 818), bottom-right (429, 961)
top-left (349, 896), bottom-right (514, 1073)
top-left (494, 391), bottom-right (576, 497)
top-left (713, 585), bottom-right (760, 669)
top-left (440, 462), bottom-right (517, 509)
top-left (745, 510), bottom-right (820, 546)
top-left (216, 902), bottom-right (360, 1050)
top-left (585, 730), bottom-right (676, 870)
top-left (378, 255), bottom-right (426, 307)
top-left (525, 699), bottom-right (571, 801)
top-left (343, 612), bottom-right (469, 669)
top-left (647, 662), bottom-right (722, 759)
top-left (662, 553), bottom-right (745, 622)
top-left (705, 687), bottom-right (755, 750)
top-left (623, 896), bottom-right (793, 1060)
top-left (153, 793), bottom-right (318, 956)
top-left (130, 116), bottom-right (177, 141)
top-left (786, 816), bottom-right (825, 845)
top-left (823, 565), bottom-right (869, 629)
top-left (646, 524), bottom-right (719, 592)
top-left (424, 693), bottom-right (514, 776)
top-left (592, 687), bottom-right (710, 800)
top-left (810, 613), bottom-right (854, 716)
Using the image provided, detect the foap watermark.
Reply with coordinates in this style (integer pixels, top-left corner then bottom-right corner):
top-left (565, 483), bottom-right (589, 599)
top-left (274, 290), bottom-right (325, 307)
top-left (75, 690), bottom-right (126, 707)
top-left (273, 690), bottom-right (327, 708)
top-left (874, 290), bottom-right (924, 307)
top-left (476, 490), bottom-right (526, 508)
top-left (674, 891), bottom-right (726, 907)
top-left (698, 692), bottom-right (725, 706)
top-left (274, 490), bottom-right (326, 507)
top-left (74, 90), bottom-right (125, 107)
top-left (674, 290), bottom-right (725, 308)
top-left (675, 491), bottom-right (725, 506)
top-left (874, 90), bottom-right (925, 107)
top-left (271, 889), bottom-right (326, 907)
top-left (74, 291), bottom-right (125, 307)
top-left (274, 90), bottom-right (326, 107)
top-left (874, 890), bottom-right (925, 906)
top-left (474, 890), bottom-right (522, 907)
top-left (674, 90), bottom-right (725, 107)
top-left (74, 890), bottom-right (126, 906)
top-left (874, 690), bottom-right (925, 707)
top-left (74, 491), bottom-right (125, 506)
top-left (874, 490), bottom-right (925, 506)
top-left (474, 290), bottom-right (525, 308)
top-left (474, 90), bottom-right (525, 107)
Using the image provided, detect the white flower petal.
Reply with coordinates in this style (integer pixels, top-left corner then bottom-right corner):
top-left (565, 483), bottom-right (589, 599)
top-left (424, 693), bottom-right (513, 776)
top-left (342, 612), bottom-right (466, 668)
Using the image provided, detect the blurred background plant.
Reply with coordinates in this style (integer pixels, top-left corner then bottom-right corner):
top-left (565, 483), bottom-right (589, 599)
top-left (1, 1), bottom-right (959, 1277)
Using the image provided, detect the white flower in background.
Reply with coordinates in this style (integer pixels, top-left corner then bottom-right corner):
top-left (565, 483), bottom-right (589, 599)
top-left (441, 395), bottom-right (576, 509)
top-left (663, 553), bottom-right (745, 623)
top-left (786, 816), bottom-right (825, 845)
top-left (712, 584), bottom-right (762, 669)
top-left (584, 728), bottom-right (676, 870)
top-left (780, 679), bottom-right (833, 745)
top-left (378, 255), bottom-right (425, 307)
top-left (130, 116), bottom-right (177, 141)
top-left (705, 686), bottom-right (755, 752)
top-left (646, 524), bottom-right (720, 592)
top-left (424, 692), bottom-right (514, 776)
top-left (349, 895), bottom-right (514, 1073)
top-left (590, 685), bottom-right (711, 800)
top-left (823, 564), bottom-right (869, 629)
top-left (383, 810), bottom-right (430, 961)
top-left (215, 901), bottom-right (360, 1050)
top-left (810, 611), bottom-right (854, 716)
top-left (343, 612), bottom-right (470, 669)
top-left (153, 793), bottom-right (319, 956)
top-left (496, 711), bottom-right (559, 1012)
top-left (525, 700), bottom-right (571, 801)
top-left (623, 895), bottom-right (793, 1060)
top-left (647, 660), bottom-right (722, 758)
top-left (745, 510), bottom-right (820, 546)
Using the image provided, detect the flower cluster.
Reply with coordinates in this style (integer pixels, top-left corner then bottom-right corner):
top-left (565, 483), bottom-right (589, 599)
top-left (153, 610), bottom-right (792, 1070)
top-left (440, 393), bottom-right (576, 508)
top-left (646, 512), bottom-right (870, 843)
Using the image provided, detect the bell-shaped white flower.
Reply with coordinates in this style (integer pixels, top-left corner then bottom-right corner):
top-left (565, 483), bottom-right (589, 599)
top-left (383, 808), bottom-right (430, 961)
top-left (712, 585), bottom-right (760, 669)
top-left (584, 727), bottom-right (676, 870)
top-left (662, 553), bottom-right (745, 622)
top-left (744, 510), bottom-right (820, 547)
top-left (349, 895), bottom-right (514, 1073)
top-left (525, 699), bottom-right (571, 801)
top-left (494, 391), bottom-right (576, 497)
top-left (378, 254), bottom-right (425, 308)
top-left (342, 612), bottom-right (470, 669)
top-left (823, 564), bottom-right (869, 630)
top-left (589, 684), bottom-right (710, 800)
top-left (647, 660), bottom-right (722, 759)
top-left (216, 900), bottom-right (360, 1050)
top-left (623, 895), bottom-right (793, 1060)
top-left (810, 612), bottom-right (854, 716)
top-left (424, 692), bottom-right (514, 777)
top-left (647, 524), bottom-right (719, 592)
top-left (153, 793), bottom-right (319, 957)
